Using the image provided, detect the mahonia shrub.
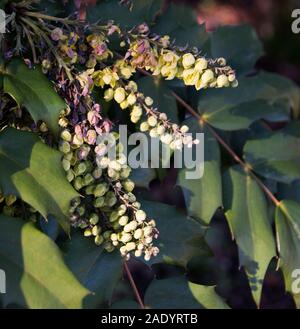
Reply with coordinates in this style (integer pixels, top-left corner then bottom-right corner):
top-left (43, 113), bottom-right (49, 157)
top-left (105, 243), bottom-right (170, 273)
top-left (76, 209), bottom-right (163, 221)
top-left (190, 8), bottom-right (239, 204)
top-left (0, 0), bottom-right (299, 309)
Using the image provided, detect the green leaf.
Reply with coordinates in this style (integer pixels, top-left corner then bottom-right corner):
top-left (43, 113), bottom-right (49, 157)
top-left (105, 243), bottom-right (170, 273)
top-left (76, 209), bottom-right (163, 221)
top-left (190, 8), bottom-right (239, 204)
top-left (260, 71), bottom-right (300, 118)
top-left (210, 24), bottom-right (263, 75)
top-left (275, 200), bottom-right (300, 308)
top-left (199, 72), bottom-right (292, 131)
top-left (0, 215), bottom-right (89, 308)
top-left (64, 233), bottom-right (123, 308)
top-left (130, 167), bottom-right (156, 189)
top-left (244, 122), bottom-right (300, 184)
top-left (3, 59), bottom-right (66, 135)
top-left (141, 201), bottom-right (209, 267)
top-left (153, 3), bottom-right (210, 53)
top-left (223, 165), bottom-right (276, 306)
top-left (137, 76), bottom-right (178, 123)
top-left (178, 118), bottom-right (222, 224)
top-left (0, 128), bottom-right (79, 233)
top-left (145, 275), bottom-right (229, 309)
top-left (87, 0), bottom-right (163, 28)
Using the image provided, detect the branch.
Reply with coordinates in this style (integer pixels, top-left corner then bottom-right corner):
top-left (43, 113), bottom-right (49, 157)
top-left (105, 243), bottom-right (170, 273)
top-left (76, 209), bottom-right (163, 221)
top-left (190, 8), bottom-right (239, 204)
top-left (123, 261), bottom-right (145, 309)
top-left (135, 66), bottom-right (281, 207)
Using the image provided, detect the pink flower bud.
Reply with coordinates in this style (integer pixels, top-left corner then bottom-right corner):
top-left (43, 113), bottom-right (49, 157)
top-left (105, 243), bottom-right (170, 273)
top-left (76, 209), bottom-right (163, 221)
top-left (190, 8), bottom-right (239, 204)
top-left (86, 129), bottom-right (97, 145)
top-left (51, 28), bottom-right (63, 41)
top-left (87, 110), bottom-right (100, 126)
top-left (74, 125), bottom-right (83, 138)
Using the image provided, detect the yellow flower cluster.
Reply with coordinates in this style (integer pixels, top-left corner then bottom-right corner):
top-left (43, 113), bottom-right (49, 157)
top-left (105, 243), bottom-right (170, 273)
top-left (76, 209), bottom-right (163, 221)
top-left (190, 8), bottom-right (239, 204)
top-left (83, 62), bottom-right (200, 149)
top-left (115, 59), bottom-right (136, 79)
top-left (152, 51), bottom-right (237, 90)
top-left (127, 39), bottom-right (158, 70)
top-left (49, 29), bottom-right (114, 70)
top-left (100, 81), bottom-right (199, 148)
top-left (86, 34), bottom-right (113, 62)
top-left (152, 49), bottom-right (179, 80)
top-left (104, 81), bottom-right (144, 123)
top-left (127, 40), bottom-right (237, 90)
top-left (93, 67), bottom-right (119, 88)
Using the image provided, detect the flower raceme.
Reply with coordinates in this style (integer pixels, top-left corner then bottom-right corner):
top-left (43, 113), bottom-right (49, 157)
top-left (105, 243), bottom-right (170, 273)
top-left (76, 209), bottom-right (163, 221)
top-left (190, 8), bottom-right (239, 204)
top-left (127, 39), bottom-right (238, 90)
top-left (92, 68), bottom-right (200, 149)
top-left (2, 11), bottom-right (237, 261)
top-left (49, 24), bottom-right (237, 260)
top-left (58, 102), bottom-right (160, 261)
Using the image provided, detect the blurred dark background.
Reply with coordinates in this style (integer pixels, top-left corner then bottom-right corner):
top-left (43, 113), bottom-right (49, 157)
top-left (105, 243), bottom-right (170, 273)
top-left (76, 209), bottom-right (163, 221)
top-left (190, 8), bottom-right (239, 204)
top-left (171, 0), bottom-right (300, 85)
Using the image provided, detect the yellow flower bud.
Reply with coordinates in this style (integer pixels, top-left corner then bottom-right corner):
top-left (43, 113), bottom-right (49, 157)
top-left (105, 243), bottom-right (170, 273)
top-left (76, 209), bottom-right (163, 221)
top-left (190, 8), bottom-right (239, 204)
top-left (143, 226), bottom-right (153, 236)
top-left (159, 113), bottom-right (167, 121)
top-left (228, 74), bottom-right (236, 82)
top-left (127, 93), bottom-right (137, 105)
top-left (73, 135), bottom-right (84, 146)
top-left (134, 228), bottom-right (143, 239)
top-left (147, 116), bottom-right (157, 127)
top-left (180, 125), bottom-right (189, 133)
top-left (161, 66), bottom-right (177, 80)
top-left (217, 57), bottom-right (226, 66)
top-left (162, 51), bottom-right (179, 66)
top-left (120, 100), bottom-right (129, 109)
top-left (140, 122), bottom-right (149, 132)
top-left (61, 129), bottom-right (72, 142)
top-left (104, 88), bottom-right (114, 101)
top-left (182, 53), bottom-right (195, 69)
top-left (201, 69), bottom-right (214, 85)
top-left (120, 245), bottom-right (127, 255)
top-left (135, 210), bottom-right (146, 222)
top-left (182, 69), bottom-right (199, 86)
top-left (127, 81), bottom-right (138, 92)
top-left (132, 105), bottom-right (142, 117)
top-left (149, 128), bottom-right (158, 138)
top-left (103, 72), bottom-right (112, 85)
top-left (119, 215), bottom-right (129, 226)
top-left (160, 133), bottom-right (173, 145)
top-left (121, 233), bottom-right (132, 243)
top-left (84, 228), bottom-right (92, 237)
top-left (130, 115), bottom-right (140, 123)
top-left (95, 235), bottom-right (104, 245)
top-left (125, 242), bottom-right (136, 252)
top-left (217, 74), bottom-right (229, 87)
top-left (111, 233), bottom-right (118, 241)
top-left (121, 67), bottom-right (133, 79)
top-left (156, 125), bottom-right (165, 135)
top-left (114, 87), bottom-right (126, 103)
top-left (145, 96), bottom-right (153, 106)
top-left (124, 223), bottom-right (132, 233)
top-left (194, 58), bottom-right (208, 72)
top-left (92, 225), bottom-right (101, 236)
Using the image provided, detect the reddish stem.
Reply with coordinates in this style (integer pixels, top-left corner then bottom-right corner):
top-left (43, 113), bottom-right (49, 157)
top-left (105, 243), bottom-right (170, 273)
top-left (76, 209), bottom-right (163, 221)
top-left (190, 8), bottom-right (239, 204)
top-left (124, 261), bottom-right (145, 309)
